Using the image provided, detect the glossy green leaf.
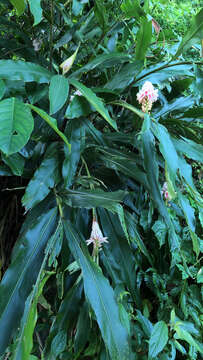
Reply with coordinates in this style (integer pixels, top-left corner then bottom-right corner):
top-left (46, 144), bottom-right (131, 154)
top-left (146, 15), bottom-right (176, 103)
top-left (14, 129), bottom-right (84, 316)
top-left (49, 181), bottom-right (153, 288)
top-left (152, 123), bottom-right (178, 184)
top-left (28, 104), bottom-right (71, 150)
top-left (1, 153), bottom-right (25, 176)
top-left (62, 188), bottom-right (126, 209)
top-left (141, 126), bottom-right (170, 224)
top-left (62, 119), bottom-right (85, 188)
top-left (98, 209), bottom-right (140, 305)
top-left (28, 0), bottom-right (43, 25)
top-left (11, 271), bottom-right (52, 360)
top-left (136, 310), bottom-right (153, 337)
top-left (149, 321), bottom-right (168, 358)
top-left (135, 18), bottom-right (152, 61)
top-left (49, 75), bottom-right (69, 114)
top-left (0, 60), bottom-right (52, 83)
top-left (0, 79), bottom-right (6, 100)
top-left (174, 8), bottom-right (203, 58)
top-left (65, 95), bottom-right (94, 119)
top-left (69, 79), bottom-right (117, 130)
top-left (22, 143), bottom-right (60, 210)
top-left (107, 62), bottom-right (142, 91)
top-left (0, 98), bottom-right (34, 155)
top-left (94, 0), bottom-right (108, 31)
top-left (172, 137), bottom-right (203, 163)
top-left (63, 220), bottom-right (130, 360)
top-left (9, 0), bottom-right (25, 16)
top-left (70, 53), bottom-right (131, 78)
top-left (178, 193), bottom-right (199, 257)
top-left (0, 207), bottom-right (57, 355)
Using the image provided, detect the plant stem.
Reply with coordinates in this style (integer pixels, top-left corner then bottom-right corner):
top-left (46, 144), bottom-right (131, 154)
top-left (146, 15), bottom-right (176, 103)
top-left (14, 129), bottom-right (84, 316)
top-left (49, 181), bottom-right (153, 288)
top-left (49, 0), bottom-right (54, 71)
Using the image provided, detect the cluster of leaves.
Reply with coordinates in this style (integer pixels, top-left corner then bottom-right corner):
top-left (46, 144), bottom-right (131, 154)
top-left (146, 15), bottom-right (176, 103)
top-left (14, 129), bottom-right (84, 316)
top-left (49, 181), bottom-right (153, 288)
top-left (0, 0), bottom-right (202, 359)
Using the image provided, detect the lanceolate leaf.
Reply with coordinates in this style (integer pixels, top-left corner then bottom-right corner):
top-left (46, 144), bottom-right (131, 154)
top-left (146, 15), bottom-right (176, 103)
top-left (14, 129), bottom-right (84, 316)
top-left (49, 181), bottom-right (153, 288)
top-left (69, 79), bottom-right (117, 130)
top-left (11, 221), bottom-right (62, 360)
top-left (152, 123), bottom-right (178, 184)
top-left (0, 98), bottom-right (34, 155)
top-left (49, 75), bottom-right (69, 114)
top-left (62, 188), bottom-right (126, 209)
top-left (63, 220), bottom-right (130, 360)
top-left (22, 143), bottom-right (61, 210)
top-left (62, 119), bottom-right (86, 188)
top-left (0, 60), bottom-right (52, 83)
top-left (141, 128), bottom-right (169, 224)
top-left (135, 18), bottom-right (152, 61)
top-left (28, 104), bottom-right (71, 150)
top-left (0, 207), bottom-right (57, 355)
top-left (172, 137), bottom-right (203, 163)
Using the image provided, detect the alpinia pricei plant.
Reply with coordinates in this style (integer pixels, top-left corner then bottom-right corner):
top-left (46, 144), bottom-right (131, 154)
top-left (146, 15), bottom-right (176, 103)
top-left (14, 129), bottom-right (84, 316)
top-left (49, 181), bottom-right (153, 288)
top-left (0, 1), bottom-right (202, 359)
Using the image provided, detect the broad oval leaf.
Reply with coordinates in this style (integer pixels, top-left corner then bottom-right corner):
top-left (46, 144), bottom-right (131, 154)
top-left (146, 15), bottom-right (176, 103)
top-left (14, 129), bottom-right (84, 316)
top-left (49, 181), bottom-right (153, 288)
top-left (0, 60), bottom-right (52, 83)
top-left (49, 75), bottom-right (69, 115)
top-left (69, 79), bottom-right (117, 130)
top-left (63, 220), bottom-right (130, 360)
top-left (0, 98), bottom-right (34, 155)
top-left (149, 321), bottom-right (168, 358)
top-left (0, 207), bottom-right (57, 355)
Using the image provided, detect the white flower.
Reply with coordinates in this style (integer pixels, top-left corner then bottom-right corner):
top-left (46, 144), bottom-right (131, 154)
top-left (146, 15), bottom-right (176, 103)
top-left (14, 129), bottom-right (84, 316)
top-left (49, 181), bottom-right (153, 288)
top-left (86, 218), bottom-right (108, 251)
top-left (137, 81), bottom-right (158, 113)
top-left (161, 182), bottom-right (172, 201)
top-left (70, 89), bottom-right (82, 102)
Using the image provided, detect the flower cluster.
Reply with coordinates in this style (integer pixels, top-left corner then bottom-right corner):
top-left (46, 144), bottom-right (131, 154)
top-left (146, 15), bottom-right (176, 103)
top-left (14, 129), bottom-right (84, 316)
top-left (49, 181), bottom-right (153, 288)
top-left (161, 182), bottom-right (171, 201)
top-left (86, 218), bottom-right (108, 253)
top-left (137, 81), bottom-right (158, 113)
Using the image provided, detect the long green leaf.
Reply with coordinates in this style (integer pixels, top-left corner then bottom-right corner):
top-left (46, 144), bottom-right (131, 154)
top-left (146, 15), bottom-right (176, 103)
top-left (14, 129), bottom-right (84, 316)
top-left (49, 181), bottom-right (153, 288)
top-left (69, 79), bottom-right (117, 130)
top-left (62, 188), bottom-right (126, 209)
top-left (135, 18), bottom-right (152, 61)
top-left (11, 221), bottom-right (62, 360)
top-left (152, 123), bottom-right (179, 184)
top-left (63, 220), bottom-right (130, 360)
top-left (0, 98), bottom-right (34, 155)
top-left (0, 207), bottom-right (57, 355)
top-left (22, 143), bottom-right (61, 210)
top-left (0, 60), bottom-right (52, 83)
top-left (28, 104), bottom-right (71, 150)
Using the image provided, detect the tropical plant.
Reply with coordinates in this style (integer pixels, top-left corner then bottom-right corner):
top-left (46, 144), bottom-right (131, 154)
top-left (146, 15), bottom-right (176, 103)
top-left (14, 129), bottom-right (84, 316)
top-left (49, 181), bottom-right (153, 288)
top-left (0, 1), bottom-right (202, 359)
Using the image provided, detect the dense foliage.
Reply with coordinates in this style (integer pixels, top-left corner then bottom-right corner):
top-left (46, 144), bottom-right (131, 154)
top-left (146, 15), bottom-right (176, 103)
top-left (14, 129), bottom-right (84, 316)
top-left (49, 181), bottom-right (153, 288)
top-left (0, 0), bottom-right (202, 359)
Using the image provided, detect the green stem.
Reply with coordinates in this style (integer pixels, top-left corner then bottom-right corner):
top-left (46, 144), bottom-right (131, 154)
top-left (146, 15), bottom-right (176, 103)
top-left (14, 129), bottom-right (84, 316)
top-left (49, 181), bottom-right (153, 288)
top-left (49, 0), bottom-right (54, 71)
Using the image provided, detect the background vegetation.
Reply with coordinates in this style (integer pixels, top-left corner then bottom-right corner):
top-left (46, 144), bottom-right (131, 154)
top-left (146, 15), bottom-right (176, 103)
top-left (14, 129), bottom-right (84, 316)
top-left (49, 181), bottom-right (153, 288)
top-left (0, 0), bottom-right (202, 359)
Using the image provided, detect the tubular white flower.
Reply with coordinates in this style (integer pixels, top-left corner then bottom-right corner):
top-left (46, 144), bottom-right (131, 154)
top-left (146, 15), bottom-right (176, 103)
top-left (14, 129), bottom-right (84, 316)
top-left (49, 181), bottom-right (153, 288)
top-left (86, 218), bottom-right (108, 251)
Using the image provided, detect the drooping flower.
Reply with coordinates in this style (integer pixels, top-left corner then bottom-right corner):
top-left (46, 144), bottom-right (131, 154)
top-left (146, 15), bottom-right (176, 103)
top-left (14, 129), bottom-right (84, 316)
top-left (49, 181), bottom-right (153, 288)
top-left (86, 218), bottom-right (108, 253)
top-left (60, 45), bottom-right (80, 75)
top-left (137, 81), bottom-right (158, 113)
